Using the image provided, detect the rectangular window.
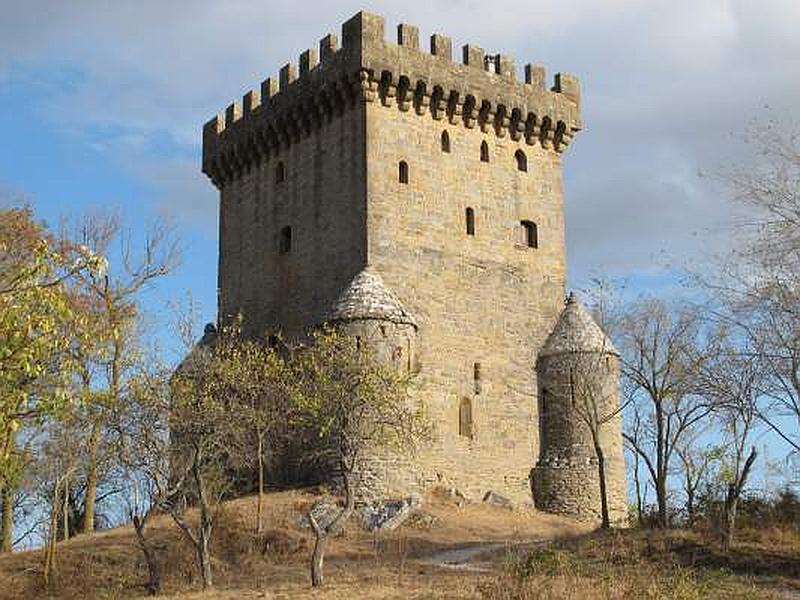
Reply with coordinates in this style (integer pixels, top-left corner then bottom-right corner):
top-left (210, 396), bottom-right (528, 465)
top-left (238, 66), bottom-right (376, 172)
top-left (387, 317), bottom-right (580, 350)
top-left (520, 220), bottom-right (538, 248)
top-left (279, 226), bottom-right (292, 253)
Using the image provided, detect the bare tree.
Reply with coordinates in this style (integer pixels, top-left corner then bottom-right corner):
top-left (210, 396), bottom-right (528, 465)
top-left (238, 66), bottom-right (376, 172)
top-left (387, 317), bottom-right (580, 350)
top-left (619, 299), bottom-right (712, 527)
top-left (113, 366), bottom-right (172, 596)
top-left (288, 327), bottom-right (429, 587)
top-left (66, 212), bottom-right (179, 535)
top-left (696, 122), bottom-right (800, 457)
top-left (696, 330), bottom-right (763, 549)
top-left (675, 436), bottom-right (722, 527)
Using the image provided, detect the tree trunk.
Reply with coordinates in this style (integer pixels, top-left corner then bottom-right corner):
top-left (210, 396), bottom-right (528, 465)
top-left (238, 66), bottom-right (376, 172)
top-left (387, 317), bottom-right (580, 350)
top-left (655, 401), bottom-right (668, 528)
top-left (198, 531), bottom-right (212, 589)
top-left (594, 441), bottom-right (610, 529)
top-left (257, 434), bottom-right (264, 535)
top-left (82, 418), bottom-right (102, 534)
top-left (133, 515), bottom-right (161, 596)
top-left (1, 431), bottom-right (17, 552)
top-left (62, 474), bottom-right (70, 542)
top-left (656, 472), bottom-right (668, 528)
top-left (723, 490), bottom-right (738, 551)
top-left (1, 484), bottom-right (13, 552)
top-left (43, 479), bottom-right (61, 587)
top-left (308, 464), bottom-right (356, 588)
top-left (723, 446), bottom-right (757, 551)
top-left (632, 451), bottom-right (644, 527)
top-left (309, 520), bottom-right (327, 588)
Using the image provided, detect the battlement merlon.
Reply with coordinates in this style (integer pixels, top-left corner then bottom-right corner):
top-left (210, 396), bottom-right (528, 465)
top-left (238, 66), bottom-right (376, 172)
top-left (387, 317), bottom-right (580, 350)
top-left (202, 11), bottom-right (582, 188)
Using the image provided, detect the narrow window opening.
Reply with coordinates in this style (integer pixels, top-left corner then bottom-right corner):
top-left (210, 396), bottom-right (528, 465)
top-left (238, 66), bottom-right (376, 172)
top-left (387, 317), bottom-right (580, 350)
top-left (392, 346), bottom-right (403, 363)
top-left (465, 207), bottom-right (475, 236)
top-left (459, 397), bottom-right (473, 439)
top-left (480, 141), bottom-right (489, 163)
top-left (355, 336), bottom-right (362, 351)
top-left (540, 388), bottom-right (548, 448)
top-left (515, 149), bottom-right (528, 172)
top-left (380, 324), bottom-right (387, 337)
top-left (569, 369), bottom-right (576, 408)
top-left (279, 225), bottom-right (292, 254)
top-left (441, 130), bottom-right (451, 153)
top-left (520, 220), bottom-right (538, 248)
top-left (399, 160), bottom-right (409, 184)
top-left (473, 362), bottom-right (482, 395)
top-left (275, 161), bottom-right (285, 184)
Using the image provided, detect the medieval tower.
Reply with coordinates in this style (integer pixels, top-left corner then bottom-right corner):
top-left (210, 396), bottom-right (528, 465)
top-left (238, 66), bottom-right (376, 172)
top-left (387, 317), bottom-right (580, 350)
top-left (201, 11), bottom-right (627, 523)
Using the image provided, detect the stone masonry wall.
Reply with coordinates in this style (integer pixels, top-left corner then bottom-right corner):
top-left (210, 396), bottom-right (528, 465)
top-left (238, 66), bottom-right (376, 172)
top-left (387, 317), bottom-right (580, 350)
top-left (365, 98), bottom-right (567, 504)
top-left (218, 105), bottom-right (367, 338)
top-left (533, 353), bottom-right (628, 524)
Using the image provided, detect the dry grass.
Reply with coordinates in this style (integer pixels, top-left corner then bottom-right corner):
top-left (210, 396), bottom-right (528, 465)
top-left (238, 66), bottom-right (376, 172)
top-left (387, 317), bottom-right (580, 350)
top-left (479, 527), bottom-right (800, 600)
top-left (0, 489), bottom-right (796, 599)
top-left (0, 488), bottom-right (586, 599)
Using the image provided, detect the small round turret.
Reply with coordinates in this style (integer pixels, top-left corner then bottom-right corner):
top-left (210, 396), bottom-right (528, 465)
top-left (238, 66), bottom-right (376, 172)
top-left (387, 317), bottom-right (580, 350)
top-left (325, 266), bottom-right (418, 372)
top-left (321, 266), bottom-right (420, 500)
top-left (531, 294), bottom-right (627, 525)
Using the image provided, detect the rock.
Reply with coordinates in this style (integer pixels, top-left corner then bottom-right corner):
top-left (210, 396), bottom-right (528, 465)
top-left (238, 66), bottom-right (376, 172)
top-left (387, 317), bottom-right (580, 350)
top-left (404, 510), bottom-right (439, 530)
top-left (298, 499), bottom-right (342, 531)
top-left (360, 496), bottom-right (421, 532)
top-left (483, 490), bottom-right (513, 509)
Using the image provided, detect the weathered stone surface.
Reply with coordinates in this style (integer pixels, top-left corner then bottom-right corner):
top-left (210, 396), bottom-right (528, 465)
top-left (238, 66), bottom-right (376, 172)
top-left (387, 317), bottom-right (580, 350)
top-left (298, 499), bottom-right (342, 531)
top-left (360, 496), bottom-right (421, 531)
top-left (327, 267), bottom-right (417, 326)
top-left (532, 295), bottom-right (628, 526)
top-left (539, 293), bottom-right (618, 357)
top-left (404, 510), bottom-right (439, 530)
top-left (482, 490), bottom-right (513, 509)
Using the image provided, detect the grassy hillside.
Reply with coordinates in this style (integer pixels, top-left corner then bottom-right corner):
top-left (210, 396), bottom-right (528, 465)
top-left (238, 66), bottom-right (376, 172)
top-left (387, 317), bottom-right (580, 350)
top-left (0, 488), bottom-right (796, 599)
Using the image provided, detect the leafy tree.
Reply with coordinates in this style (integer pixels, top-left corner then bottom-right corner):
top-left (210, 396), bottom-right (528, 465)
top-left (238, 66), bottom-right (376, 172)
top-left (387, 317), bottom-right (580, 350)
top-left (213, 325), bottom-right (288, 534)
top-left (0, 207), bottom-right (101, 551)
top-left (288, 326), bottom-right (429, 587)
top-left (65, 212), bottom-right (179, 535)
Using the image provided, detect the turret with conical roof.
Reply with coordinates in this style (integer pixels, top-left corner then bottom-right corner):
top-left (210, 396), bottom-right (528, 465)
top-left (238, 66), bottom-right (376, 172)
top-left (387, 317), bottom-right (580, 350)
top-left (531, 293), bottom-right (628, 526)
top-left (538, 292), bottom-right (618, 358)
top-left (323, 266), bottom-right (418, 373)
top-left (326, 267), bottom-right (418, 328)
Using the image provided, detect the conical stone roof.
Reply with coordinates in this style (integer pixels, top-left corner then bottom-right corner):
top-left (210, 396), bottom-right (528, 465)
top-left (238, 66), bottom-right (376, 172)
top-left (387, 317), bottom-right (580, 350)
top-left (539, 293), bottom-right (618, 358)
top-left (326, 267), bottom-right (417, 327)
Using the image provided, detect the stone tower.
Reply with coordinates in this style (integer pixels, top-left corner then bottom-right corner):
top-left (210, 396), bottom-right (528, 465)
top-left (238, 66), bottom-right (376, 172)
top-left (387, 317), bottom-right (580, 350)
top-left (201, 11), bottom-right (624, 513)
top-left (532, 294), bottom-right (627, 524)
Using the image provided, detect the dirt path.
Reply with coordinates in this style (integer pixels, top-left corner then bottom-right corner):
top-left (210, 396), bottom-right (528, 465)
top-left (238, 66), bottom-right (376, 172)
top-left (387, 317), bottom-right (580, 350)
top-left (422, 540), bottom-right (545, 572)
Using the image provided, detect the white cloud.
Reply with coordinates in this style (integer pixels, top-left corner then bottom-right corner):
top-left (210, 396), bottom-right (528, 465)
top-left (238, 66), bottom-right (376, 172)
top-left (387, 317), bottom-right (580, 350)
top-left (1, 0), bottom-right (798, 284)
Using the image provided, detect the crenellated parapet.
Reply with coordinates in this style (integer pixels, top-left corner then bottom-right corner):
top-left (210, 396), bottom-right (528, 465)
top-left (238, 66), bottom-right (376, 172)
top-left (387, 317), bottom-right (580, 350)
top-left (202, 11), bottom-right (582, 188)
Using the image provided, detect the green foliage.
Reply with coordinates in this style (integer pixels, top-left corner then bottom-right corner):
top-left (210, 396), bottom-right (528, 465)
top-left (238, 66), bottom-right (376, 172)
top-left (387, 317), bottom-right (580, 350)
top-left (0, 207), bottom-right (102, 480)
top-left (286, 325), bottom-right (429, 473)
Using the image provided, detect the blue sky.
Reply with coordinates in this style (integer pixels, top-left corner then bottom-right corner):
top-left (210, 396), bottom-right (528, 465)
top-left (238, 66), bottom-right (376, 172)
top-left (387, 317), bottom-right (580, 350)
top-left (1, 0), bottom-right (799, 350)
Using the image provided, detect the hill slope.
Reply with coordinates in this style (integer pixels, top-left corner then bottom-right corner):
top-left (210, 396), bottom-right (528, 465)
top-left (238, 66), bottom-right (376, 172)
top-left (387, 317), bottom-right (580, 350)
top-left (0, 488), bottom-right (589, 599)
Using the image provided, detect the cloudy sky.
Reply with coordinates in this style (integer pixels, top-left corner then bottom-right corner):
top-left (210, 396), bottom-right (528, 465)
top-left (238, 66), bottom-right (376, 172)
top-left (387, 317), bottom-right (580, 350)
top-left (2, 0), bottom-right (799, 333)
